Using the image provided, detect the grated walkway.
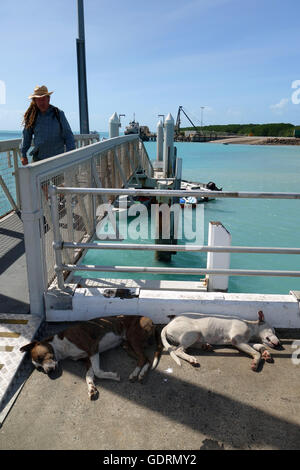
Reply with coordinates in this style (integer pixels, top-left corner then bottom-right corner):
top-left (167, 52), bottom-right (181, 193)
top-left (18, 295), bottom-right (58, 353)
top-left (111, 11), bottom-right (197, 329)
top-left (0, 211), bottom-right (42, 426)
top-left (0, 212), bottom-right (29, 313)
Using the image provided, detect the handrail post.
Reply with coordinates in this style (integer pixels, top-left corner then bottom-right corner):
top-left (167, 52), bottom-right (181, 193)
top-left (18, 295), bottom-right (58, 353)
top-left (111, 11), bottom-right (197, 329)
top-left (207, 221), bottom-right (232, 292)
top-left (49, 185), bottom-right (65, 289)
top-left (12, 149), bottom-right (21, 210)
top-left (18, 166), bottom-right (48, 317)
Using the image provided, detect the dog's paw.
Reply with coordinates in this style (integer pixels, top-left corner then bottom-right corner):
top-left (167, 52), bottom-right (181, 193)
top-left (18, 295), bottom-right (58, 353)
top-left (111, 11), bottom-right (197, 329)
top-left (137, 363), bottom-right (150, 383)
top-left (189, 356), bottom-right (199, 366)
top-left (88, 385), bottom-right (99, 400)
top-left (129, 373), bottom-right (138, 383)
top-left (129, 366), bottom-right (141, 382)
top-left (191, 362), bottom-right (200, 368)
top-left (138, 375), bottom-right (146, 384)
top-left (251, 359), bottom-right (260, 371)
top-left (262, 350), bottom-right (273, 363)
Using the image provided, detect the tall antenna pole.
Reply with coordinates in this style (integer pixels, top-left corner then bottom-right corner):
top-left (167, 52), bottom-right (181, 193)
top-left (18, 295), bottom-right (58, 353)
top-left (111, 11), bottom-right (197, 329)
top-left (76, 0), bottom-right (89, 134)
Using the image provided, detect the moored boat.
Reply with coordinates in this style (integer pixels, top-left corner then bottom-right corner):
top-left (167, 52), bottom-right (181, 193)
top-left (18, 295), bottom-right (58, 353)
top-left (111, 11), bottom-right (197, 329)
top-left (180, 180), bottom-right (222, 207)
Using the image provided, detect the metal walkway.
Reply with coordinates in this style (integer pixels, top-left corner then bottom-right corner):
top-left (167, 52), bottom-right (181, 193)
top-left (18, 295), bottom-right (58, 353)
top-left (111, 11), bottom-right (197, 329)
top-left (0, 212), bottom-right (29, 313)
top-left (0, 211), bottom-right (43, 426)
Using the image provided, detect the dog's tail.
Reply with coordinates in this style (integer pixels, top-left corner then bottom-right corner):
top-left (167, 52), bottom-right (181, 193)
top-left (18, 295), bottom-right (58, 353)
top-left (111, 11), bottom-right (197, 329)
top-left (160, 325), bottom-right (182, 367)
top-left (151, 326), bottom-right (164, 370)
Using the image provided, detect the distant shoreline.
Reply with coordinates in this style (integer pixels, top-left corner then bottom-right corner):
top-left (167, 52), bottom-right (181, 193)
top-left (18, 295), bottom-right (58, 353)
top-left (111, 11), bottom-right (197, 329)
top-left (209, 136), bottom-right (300, 145)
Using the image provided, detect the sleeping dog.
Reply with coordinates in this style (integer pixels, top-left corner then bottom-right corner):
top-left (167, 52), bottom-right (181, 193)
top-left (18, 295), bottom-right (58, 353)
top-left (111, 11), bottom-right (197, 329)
top-left (161, 310), bottom-right (281, 371)
top-left (20, 315), bottom-right (162, 399)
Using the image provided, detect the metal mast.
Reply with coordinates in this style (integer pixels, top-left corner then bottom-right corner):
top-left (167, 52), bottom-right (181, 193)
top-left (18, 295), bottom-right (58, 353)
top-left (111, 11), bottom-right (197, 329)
top-left (76, 0), bottom-right (89, 134)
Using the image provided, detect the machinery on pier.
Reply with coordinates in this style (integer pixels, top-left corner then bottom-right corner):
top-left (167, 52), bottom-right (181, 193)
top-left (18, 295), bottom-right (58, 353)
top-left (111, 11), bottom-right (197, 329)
top-left (175, 106), bottom-right (203, 141)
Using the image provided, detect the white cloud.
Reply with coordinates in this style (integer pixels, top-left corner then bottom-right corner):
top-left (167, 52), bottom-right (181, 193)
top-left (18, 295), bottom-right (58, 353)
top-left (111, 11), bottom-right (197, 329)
top-left (270, 98), bottom-right (289, 112)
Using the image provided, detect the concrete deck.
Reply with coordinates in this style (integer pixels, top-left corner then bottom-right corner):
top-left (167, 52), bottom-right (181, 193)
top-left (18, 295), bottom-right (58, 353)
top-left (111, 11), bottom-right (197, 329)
top-left (0, 321), bottom-right (300, 450)
top-left (1, 212), bottom-right (300, 450)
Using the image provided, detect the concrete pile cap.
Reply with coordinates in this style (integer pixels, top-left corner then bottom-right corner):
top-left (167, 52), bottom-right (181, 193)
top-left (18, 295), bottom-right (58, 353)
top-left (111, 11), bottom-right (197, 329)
top-left (165, 113), bottom-right (174, 124)
top-left (109, 112), bottom-right (119, 123)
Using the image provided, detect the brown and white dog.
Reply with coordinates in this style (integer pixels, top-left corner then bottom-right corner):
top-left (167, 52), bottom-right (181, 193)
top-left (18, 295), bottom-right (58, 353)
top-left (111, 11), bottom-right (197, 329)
top-left (20, 315), bottom-right (162, 399)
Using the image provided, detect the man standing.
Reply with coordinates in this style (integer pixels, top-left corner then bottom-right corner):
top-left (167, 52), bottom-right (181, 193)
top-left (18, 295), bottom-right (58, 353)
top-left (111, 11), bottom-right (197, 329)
top-left (20, 85), bottom-right (75, 165)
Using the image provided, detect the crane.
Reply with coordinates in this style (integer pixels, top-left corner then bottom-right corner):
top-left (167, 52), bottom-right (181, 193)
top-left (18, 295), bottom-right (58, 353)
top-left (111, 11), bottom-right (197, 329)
top-left (175, 106), bottom-right (202, 138)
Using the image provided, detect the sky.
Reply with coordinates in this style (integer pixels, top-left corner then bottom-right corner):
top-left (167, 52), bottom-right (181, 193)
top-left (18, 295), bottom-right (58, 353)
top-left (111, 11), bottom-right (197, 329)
top-left (1, 0), bottom-right (300, 132)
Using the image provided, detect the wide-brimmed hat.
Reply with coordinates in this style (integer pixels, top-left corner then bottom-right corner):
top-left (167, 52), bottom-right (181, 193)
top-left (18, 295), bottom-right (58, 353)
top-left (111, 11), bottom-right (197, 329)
top-left (28, 85), bottom-right (53, 99)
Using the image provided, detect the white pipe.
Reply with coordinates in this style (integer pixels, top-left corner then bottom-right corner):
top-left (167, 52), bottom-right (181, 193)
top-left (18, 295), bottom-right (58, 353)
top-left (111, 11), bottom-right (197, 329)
top-left (61, 263), bottom-right (300, 277)
top-left (61, 242), bottom-right (300, 254)
top-left (54, 186), bottom-right (300, 199)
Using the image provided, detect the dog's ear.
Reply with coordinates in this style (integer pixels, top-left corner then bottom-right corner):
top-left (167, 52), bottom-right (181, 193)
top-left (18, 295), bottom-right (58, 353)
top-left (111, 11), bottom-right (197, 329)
top-left (258, 310), bottom-right (265, 323)
top-left (20, 341), bottom-right (38, 353)
top-left (140, 316), bottom-right (153, 333)
top-left (167, 315), bottom-right (176, 321)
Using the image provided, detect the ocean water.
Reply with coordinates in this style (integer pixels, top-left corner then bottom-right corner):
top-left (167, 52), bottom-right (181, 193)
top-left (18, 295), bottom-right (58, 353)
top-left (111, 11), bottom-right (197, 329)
top-left (0, 130), bottom-right (22, 140)
top-left (1, 130), bottom-right (299, 294)
top-left (83, 141), bottom-right (300, 295)
top-left (145, 142), bottom-right (300, 295)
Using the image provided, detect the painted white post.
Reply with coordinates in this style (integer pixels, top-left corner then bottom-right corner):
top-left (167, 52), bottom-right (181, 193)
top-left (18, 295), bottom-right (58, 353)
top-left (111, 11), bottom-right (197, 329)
top-left (109, 112), bottom-right (120, 138)
top-left (163, 113), bottom-right (174, 177)
top-left (206, 221), bottom-right (231, 292)
top-left (156, 120), bottom-right (163, 161)
top-left (19, 166), bottom-right (48, 317)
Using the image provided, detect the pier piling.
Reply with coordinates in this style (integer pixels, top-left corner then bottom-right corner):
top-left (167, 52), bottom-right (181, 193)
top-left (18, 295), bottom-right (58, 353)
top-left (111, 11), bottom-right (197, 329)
top-left (163, 113), bottom-right (175, 178)
top-left (156, 119), bottom-right (163, 162)
top-left (109, 112), bottom-right (120, 138)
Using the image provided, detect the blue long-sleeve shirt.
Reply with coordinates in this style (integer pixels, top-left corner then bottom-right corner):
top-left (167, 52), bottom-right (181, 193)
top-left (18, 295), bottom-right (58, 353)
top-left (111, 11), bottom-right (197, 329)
top-left (21, 105), bottom-right (75, 160)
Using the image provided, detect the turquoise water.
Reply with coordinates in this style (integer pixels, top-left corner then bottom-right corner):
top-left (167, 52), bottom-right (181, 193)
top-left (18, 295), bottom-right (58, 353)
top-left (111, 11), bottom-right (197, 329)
top-left (1, 131), bottom-right (300, 295)
top-left (82, 141), bottom-right (300, 295)
top-left (0, 131), bottom-right (22, 140)
top-left (148, 142), bottom-right (300, 294)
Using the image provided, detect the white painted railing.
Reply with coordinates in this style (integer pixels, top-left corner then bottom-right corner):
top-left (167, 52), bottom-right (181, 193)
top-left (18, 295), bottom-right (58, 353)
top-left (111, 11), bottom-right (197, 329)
top-left (48, 185), bottom-right (300, 291)
top-left (0, 133), bottom-right (100, 217)
top-left (18, 134), bottom-right (152, 315)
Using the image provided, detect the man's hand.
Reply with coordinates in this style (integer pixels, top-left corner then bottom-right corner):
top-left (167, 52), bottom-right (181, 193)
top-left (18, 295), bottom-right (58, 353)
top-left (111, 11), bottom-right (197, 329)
top-left (21, 156), bottom-right (28, 166)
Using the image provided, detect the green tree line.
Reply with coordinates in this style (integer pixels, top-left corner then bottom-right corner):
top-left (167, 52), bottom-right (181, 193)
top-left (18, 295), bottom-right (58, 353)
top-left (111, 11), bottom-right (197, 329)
top-left (182, 123), bottom-right (300, 137)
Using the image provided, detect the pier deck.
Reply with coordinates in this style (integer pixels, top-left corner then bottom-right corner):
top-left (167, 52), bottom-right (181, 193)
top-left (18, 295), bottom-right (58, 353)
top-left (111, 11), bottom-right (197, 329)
top-left (0, 212), bottom-right (29, 313)
top-left (1, 129), bottom-right (300, 448)
top-left (0, 214), bottom-right (300, 450)
top-left (0, 321), bottom-right (300, 450)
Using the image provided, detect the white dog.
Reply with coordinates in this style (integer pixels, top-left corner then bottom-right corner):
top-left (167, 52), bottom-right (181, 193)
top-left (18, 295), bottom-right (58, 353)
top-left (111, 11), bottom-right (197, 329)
top-left (161, 311), bottom-right (280, 371)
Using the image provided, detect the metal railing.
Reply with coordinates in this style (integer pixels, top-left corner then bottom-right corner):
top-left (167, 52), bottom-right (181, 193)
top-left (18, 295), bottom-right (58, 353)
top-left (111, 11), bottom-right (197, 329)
top-left (0, 133), bottom-right (100, 218)
top-left (18, 134), bottom-right (153, 315)
top-left (48, 186), bottom-right (300, 289)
